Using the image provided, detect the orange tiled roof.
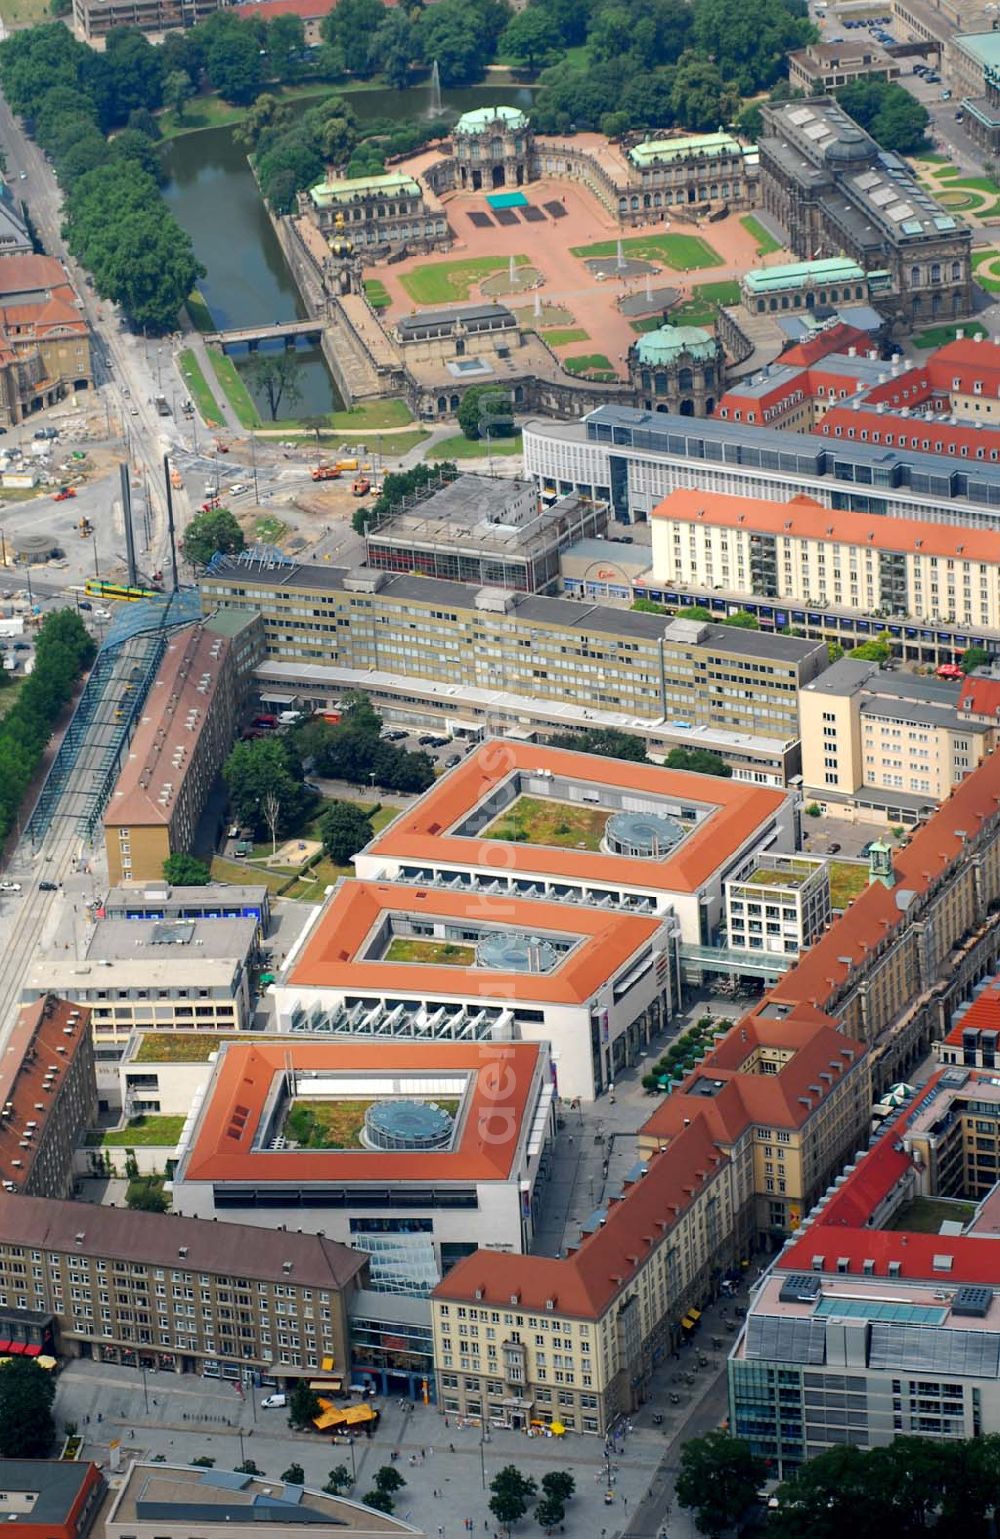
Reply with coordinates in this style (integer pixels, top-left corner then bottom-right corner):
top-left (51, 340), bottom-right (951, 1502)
top-left (0, 996), bottom-right (91, 1187)
top-left (181, 1038), bottom-right (541, 1185)
top-left (364, 740), bottom-right (788, 896)
top-left (288, 880), bottom-right (664, 1004)
top-left (650, 485), bottom-right (1000, 564)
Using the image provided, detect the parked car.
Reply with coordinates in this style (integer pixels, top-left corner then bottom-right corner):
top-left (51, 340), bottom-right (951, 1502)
top-left (444, 753), bottom-right (462, 768)
top-left (0, 880), bottom-right (21, 893)
top-left (381, 729), bottom-right (408, 741)
top-left (78, 600), bottom-right (92, 611)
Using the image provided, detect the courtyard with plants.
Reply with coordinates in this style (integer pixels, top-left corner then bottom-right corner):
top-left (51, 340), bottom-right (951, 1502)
top-left (482, 795), bottom-right (610, 850)
top-left (383, 937), bottom-right (476, 965)
top-left (642, 1014), bottom-right (730, 1092)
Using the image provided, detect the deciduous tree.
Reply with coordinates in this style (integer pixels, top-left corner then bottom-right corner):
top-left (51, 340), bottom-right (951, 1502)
top-left (182, 507), bottom-right (245, 568)
top-left (0, 1359), bottom-right (56, 1458)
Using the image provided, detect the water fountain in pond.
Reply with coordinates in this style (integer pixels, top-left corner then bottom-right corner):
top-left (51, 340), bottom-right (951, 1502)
top-left (616, 237), bottom-right (626, 271)
top-left (509, 254), bottom-right (517, 289)
top-left (534, 291), bottom-right (542, 320)
top-left (428, 60), bottom-right (443, 118)
top-left (645, 273), bottom-right (653, 304)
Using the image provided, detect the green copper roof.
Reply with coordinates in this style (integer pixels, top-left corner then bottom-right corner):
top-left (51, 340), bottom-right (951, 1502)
top-left (629, 131), bottom-right (741, 168)
top-left (636, 323), bottom-right (717, 366)
top-left (743, 257), bottom-right (865, 294)
top-left (309, 172), bottom-right (420, 208)
top-left (454, 106), bottom-right (529, 135)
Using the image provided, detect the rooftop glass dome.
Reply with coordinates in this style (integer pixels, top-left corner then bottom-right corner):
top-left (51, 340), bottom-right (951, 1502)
top-left (364, 1099), bottom-right (454, 1152)
top-left (476, 931), bottom-right (559, 973)
top-left (604, 810), bottom-right (685, 859)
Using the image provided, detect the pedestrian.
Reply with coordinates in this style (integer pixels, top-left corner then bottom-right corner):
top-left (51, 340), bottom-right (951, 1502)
top-left (449, 1442), bottom-right (455, 1453)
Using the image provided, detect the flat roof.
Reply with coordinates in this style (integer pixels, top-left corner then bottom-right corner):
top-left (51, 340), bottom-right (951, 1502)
top-left (23, 956), bottom-right (242, 992)
top-left (289, 879), bottom-right (663, 1004)
top-left (107, 1463), bottom-right (418, 1534)
top-left (955, 29), bottom-right (1000, 67)
top-left (87, 916), bottom-right (258, 962)
top-left (744, 256), bottom-right (866, 294)
top-left (0, 1461), bottom-right (96, 1523)
top-left (363, 739), bottom-right (788, 896)
top-left (105, 883), bottom-right (270, 909)
top-left (179, 1038), bottom-right (542, 1186)
top-left (396, 304), bottom-right (514, 337)
top-left (103, 622), bottom-right (232, 830)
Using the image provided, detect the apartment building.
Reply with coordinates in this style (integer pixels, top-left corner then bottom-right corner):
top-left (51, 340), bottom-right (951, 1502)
top-left (0, 254), bottom-right (91, 425)
top-left (0, 1190), bottom-right (366, 1380)
top-left (0, 1462), bottom-right (105, 1539)
top-left (72, 0), bottom-right (222, 41)
top-left (431, 1008), bottom-right (869, 1433)
top-left (170, 1038), bottom-right (554, 1295)
top-left (650, 487), bottom-right (1000, 629)
top-left (798, 656), bottom-right (995, 822)
top-left (355, 739), bottom-right (797, 945)
top-left (935, 977), bottom-right (1000, 1069)
top-left (724, 853), bottom-right (831, 957)
top-left (731, 1061), bottom-right (1000, 1469)
top-left (0, 996), bottom-right (96, 1200)
top-left (103, 612), bottom-right (264, 885)
top-left (199, 559), bottom-right (825, 766)
top-left (275, 880), bottom-right (674, 1101)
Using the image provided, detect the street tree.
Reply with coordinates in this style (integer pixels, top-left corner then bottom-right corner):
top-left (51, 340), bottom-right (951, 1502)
top-left (374, 1466), bottom-right (406, 1494)
top-left (182, 507), bottom-right (245, 568)
top-left (162, 852), bottom-right (212, 885)
top-left (235, 1459), bottom-right (264, 1476)
top-left (540, 1471), bottom-right (575, 1504)
top-left (287, 1381), bottom-right (321, 1430)
top-left (676, 1431), bottom-right (766, 1537)
top-left (961, 645), bottom-right (990, 673)
top-left (281, 1463), bottom-right (305, 1484)
top-left (319, 800), bottom-right (373, 865)
top-left (245, 352), bottom-right (303, 421)
top-left (489, 1465), bottom-right (537, 1533)
top-left (534, 1493), bottom-right (565, 1530)
top-left (0, 1359), bottom-right (56, 1458)
top-left (721, 609), bottom-right (759, 629)
top-left (262, 789), bottom-right (282, 857)
top-left (665, 747), bottom-right (732, 778)
top-left (363, 1488), bottom-right (395, 1513)
top-left (324, 1464), bottom-right (352, 1493)
top-left (224, 736), bottom-right (309, 837)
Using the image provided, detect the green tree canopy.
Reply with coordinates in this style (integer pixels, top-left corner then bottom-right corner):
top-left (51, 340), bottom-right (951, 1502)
top-left (321, 0), bottom-right (387, 74)
top-left (722, 609), bottom-right (759, 628)
top-left (691, 0), bottom-right (815, 92)
top-left (370, 6), bottom-right (421, 88)
top-left (0, 1359), bottom-right (56, 1458)
top-left (837, 77), bottom-right (929, 153)
top-left (288, 1382), bottom-right (321, 1430)
top-left (281, 1463), bottom-right (305, 1484)
top-left (548, 727), bottom-right (648, 761)
top-left (163, 853), bottom-right (212, 885)
top-left (126, 1175), bottom-right (169, 1212)
top-left (676, 1431), bottom-right (766, 1537)
top-left (488, 1465), bottom-right (537, 1531)
top-left (502, 8), bottom-right (561, 72)
top-left (182, 508), bottom-right (245, 568)
top-left (665, 747), bottom-right (733, 777)
top-left (245, 351), bottom-right (304, 418)
top-left (104, 26), bottom-right (165, 116)
top-left (961, 645), bottom-right (991, 673)
top-left (457, 385), bottom-right (516, 441)
top-left (223, 736), bottom-right (310, 837)
top-left (200, 11), bottom-right (265, 103)
top-left (671, 51), bottom-right (740, 133)
top-left (850, 636), bottom-right (891, 662)
top-left (324, 1464), bottom-right (352, 1493)
top-left (319, 799), bottom-right (374, 865)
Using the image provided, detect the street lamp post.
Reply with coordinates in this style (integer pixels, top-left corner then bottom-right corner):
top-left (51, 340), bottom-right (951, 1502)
top-left (141, 1363), bottom-right (149, 1414)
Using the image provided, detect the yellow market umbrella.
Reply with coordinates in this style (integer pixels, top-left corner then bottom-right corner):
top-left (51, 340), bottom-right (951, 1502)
top-left (550, 1421), bottom-right (566, 1436)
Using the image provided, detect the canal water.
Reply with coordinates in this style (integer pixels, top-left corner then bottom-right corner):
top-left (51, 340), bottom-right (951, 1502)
top-left (161, 84), bottom-right (536, 418)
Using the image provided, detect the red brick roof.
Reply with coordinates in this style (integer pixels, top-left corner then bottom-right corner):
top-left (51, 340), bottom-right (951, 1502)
top-left (942, 979), bottom-right (1000, 1045)
top-left (959, 672), bottom-right (1000, 720)
top-left (0, 996), bottom-right (91, 1189)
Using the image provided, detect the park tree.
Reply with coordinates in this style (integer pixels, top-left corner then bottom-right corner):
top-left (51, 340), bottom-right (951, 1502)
top-left (236, 90), bottom-right (291, 148)
top-left (489, 1466), bottom-right (537, 1532)
top-left (837, 77), bottom-right (929, 153)
top-left (676, 1431), bottom-right (766, 1537)
top-left (288, 1381), bottom-right (321, 1430)
top-left (320, 800), bottom-right (374, 865)
top-left (104, 25), bottom-right (165, 117)
top-left (162, 853), bottom-right (212, 885)
top-left (224, 736), bottom-right (309, 837)
top-left (540, 1472), bottom-right (575, 1504)
top-left (322, 0), bottom-right (387, 75)
top-left (501, 8), bottom-right (560, 72)
top-left (363, 1489), bottom-right (395, 1514)
top-left (692, 0), bottom-right (814, 93)
top-left (0, 1359), bottom-right (56, 1458)
top-left (665, 747), bottom-right (732, 777)
top-left (267, 13), bottom-right (307, 81)
top-left (201, 13), bottom-right (265, 103)
top-left (418, 0), bottom-right (501, 86)
top-left (534, 1492), bottom-right (565, 1530)
top-left (324, 1464), bottom-right (353, 1493)
top-left (164, 67), bottom-right (195, 121)
top-left (670, 51), bottom-right (739, 133)
top-left (245, 352), bottom-right (303, 420)
top-left (457, 384), bottom-right (516, 441)
top-left (281, 1463), bottom-right (305, 1484)
top-left (549, 727), bottom-right (648, 762)
top-left (182, 507), bottom-right (245, 568)
top-left (961, 645), bottom-right (991, 673)
top-left (374, 1466), bottom-right (406, 1495)
top-left (370, 6), bottom-right (421, 89)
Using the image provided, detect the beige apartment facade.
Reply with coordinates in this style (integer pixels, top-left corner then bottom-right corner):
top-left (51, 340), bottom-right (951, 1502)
top-left (798, 656), bottom-right (994, 818)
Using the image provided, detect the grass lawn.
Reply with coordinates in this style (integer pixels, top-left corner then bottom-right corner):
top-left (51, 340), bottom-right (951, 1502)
top-left (912, 322), bottom-right (973, 349)
top-left (631, 315), bottom-right (665, 333)
top-left (669, 278), bottom-right (741, 328)
top-left (133, 1033), bottom-right (242, 1063)
top-left (401, 255), bottom-right (530, 305)
top-left (384, 937), bottom-right (475, 965)
top-left (261, 427), bottom-right (429, 456)
top-left (330, 399), bottom-right (413, 430)
top-left (208, 347), bottom-right (261, 430)
top-left (888, 1195), bottom-right (976, 1232)
top-left (185, 289), bottom-right (215, 333)
top-left (210, 855), bottom-right (290, 893)
top-left (570, 233), bottom-right (723, 270)
top-left (973, 249), bottom-right (1000, 292)
top-left (179, 349), bottom-right (224, 427)
top-left (256, 515), bottom-right (288, 542)
top-left (482, 794), bottom-right (610, 850)
top-left (828, 859), bottom-right (869, 909)
top-left (427, 433), bottom-right (522, 460)
top-left (158, 80), bottom-right (344, 140)
top-left (364, 279), bottom-right (391, 310)
top-left (563, 353), bottom-right (615, 378)
top-left (0, 677), bottom-right (24, 723)
top-left (917, 152), bottom-right (950, 165)
top-left (94, 1115), bottom-right (187, 1147)
top-left (542, 327), bottom-right (590, 345)
top-left (370, 803), bottom-right (402, 832)
top-left (740, 215), bottom-right (782, 255)
top-left (285, 1098), bottom-right (371, 1149)
top-left (0, 0), bottom-right (55, 24)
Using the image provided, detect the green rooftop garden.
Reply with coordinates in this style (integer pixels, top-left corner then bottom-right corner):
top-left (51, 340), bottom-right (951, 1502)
top-left (88, 1115), bottom-right (186, 1147)
top-left (481, 794), bottom-right (609, 851)
top-left (132, 1033), bottom-right (244, 1063)
top-left (384, 937), bottom-right (475, 966)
